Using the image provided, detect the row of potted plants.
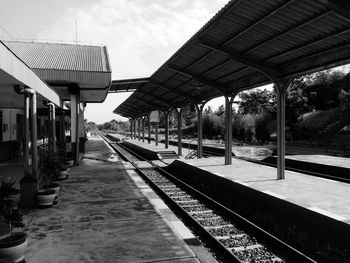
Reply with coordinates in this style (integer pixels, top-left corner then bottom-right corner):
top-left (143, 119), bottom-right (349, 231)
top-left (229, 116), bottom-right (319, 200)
top-left (36, 150), bottom-right (72, 207)
top-left (0, 150), bottom-right (74, 262)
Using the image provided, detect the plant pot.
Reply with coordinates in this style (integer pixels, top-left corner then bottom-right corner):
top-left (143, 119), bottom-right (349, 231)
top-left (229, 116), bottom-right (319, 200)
top-left (36, 189), bottom-right (56, 207)
top-left (47, 183), bottom-right (60, 197)
top-left (0, 232), bottom-right (27, 263)
top-left (64, 159), bottom-right (74, 167)
top-left (57, 169), bottom-right (69, 180)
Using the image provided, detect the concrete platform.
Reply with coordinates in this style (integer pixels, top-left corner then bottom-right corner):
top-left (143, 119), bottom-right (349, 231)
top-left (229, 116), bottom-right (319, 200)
top-left (126, 139), bottom-right (350, 225)
top-left (1, 136), bottom-right (219, 263)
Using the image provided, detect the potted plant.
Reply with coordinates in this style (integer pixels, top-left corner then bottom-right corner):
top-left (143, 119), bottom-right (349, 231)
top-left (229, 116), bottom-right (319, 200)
top-left (37, 150), bottom-right (60, 207)
top-left (0, 192), bottom-right (27, 262)
top-left (56, 154), bottom-right (70, 180)
top-left (63, 151), bottom-right (74, 167)
top-left (0, 177), bottom-right (20, 208)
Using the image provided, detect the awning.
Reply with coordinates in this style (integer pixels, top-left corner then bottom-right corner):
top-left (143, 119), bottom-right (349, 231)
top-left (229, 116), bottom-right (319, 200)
top-left (0, 41), bottom-right (62, 108)
top-left (4, 41), bottom-right (112, 103)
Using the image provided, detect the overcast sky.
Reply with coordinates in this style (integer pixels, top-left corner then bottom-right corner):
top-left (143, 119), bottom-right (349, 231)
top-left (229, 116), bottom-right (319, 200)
top-left (0, 0), bottom-right (229, 124)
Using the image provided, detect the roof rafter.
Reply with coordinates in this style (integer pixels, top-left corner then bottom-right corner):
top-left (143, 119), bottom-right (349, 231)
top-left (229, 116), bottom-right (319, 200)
top-left (325, 0), bottom-right (350, 21)
top-left (198, 39), bottom-right (278, 80)
top-left (136, 90), bottom-right (177, 109)
top-left (267, 27), bottom-right (350, 62)
top-left (117, 106), bottom-right (139, 117)
top-left (149, 79), bottom-right (200, 104)
top-left (131, 96), bottom-right (169, 111)
top-left (166, 65), bottom-right (227, 95)
top-left (222, 0), bottom-right (296, 46)
top-left (245, 11), bottom-right (332, 54)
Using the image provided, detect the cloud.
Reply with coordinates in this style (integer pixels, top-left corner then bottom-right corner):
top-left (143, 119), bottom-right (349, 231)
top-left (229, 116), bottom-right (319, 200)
top-left (36, 0), bottom-right (229, 123)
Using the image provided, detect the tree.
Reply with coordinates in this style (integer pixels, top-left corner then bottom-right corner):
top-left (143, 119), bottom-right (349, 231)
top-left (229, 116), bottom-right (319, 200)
top-left (237, 89), bottom-right (274, 115)
top-left (303, 70), bottom-right (346, 110)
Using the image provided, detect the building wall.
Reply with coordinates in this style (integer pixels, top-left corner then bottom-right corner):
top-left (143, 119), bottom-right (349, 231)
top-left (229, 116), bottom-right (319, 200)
top-left (0, 108), bottom-right (24, 161)
top-left (0, 109), bottom-right (24, 142)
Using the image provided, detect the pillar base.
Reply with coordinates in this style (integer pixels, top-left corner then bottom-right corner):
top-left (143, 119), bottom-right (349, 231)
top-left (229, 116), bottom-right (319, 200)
top-left (20, 175), bottom-right (38, 207)
top-left (71, 142), bottom-right (79, 165)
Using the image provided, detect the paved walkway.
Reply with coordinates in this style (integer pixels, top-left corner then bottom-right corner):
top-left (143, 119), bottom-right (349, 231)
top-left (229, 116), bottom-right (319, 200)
top-left (22, 137), bottom-right (207, 263)
top-left (127, 139), bottom-right (350, 224)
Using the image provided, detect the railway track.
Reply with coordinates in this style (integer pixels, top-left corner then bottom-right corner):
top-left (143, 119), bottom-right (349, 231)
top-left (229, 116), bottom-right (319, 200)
top-left (100, 133), bottom-right (316, 263)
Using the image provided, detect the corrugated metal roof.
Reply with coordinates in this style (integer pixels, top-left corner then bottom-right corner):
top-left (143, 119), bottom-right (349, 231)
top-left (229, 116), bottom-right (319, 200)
top-left (3, 41), bottom-right (112, 102)
top-left (3, 41), bottom-right (111, 72)
top-left (114, 0), bottom-right (350, 118)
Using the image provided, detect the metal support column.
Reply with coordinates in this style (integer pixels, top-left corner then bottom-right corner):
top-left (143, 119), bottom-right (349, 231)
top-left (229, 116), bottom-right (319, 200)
top-left (155, 122), bottom-right (159, 146)
top-left (274, 80), bottom-right (290, 180)
top-left (59, 109), bottom-right (66, 153)
top-left (176, 108), bottom-right (183, 156)
top-left (164, 112), bottom-right (169, 149)
top-left (30, 91), bottom-right (38, 179)
top-left (148, 115), bottom-right (151, 144)
top-left (142, 117), bottom-right (145, 142)
top-left (133, 120), bottom-right (136, 139)
top-left (224, 95), bottom-right (235, 165)
top-left (71, 93), bottom-right (80, 165)
top-left (132, 120), bottom-right (135, 139)
top-left (20, 88), bottom-right (38, 207)
top-left (23, 91), bottom-right (30, 176)
top-left (195, 103), bottom-right (206, 158)
top-left (138, 118), bottom-right (141, 141)
top-left (130, 119), bottom-right (133, 139)
top-left (48, 103), bottom-right (56, 153)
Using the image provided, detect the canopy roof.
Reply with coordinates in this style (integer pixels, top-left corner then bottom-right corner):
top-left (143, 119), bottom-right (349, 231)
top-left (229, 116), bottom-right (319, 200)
top-left (113, 0), bottom-right (350, 118)
top-left (5, 41), bottom-right (112, 103)
top-left (0, 41), bottom-right (62, 109)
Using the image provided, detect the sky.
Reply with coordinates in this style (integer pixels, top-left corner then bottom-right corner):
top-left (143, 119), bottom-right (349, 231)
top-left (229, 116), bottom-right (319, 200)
top-left (0, 0), bottom-right (229, 124)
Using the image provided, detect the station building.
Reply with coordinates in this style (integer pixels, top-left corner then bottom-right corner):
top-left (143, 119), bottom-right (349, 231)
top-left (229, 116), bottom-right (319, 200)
top-left (0, 40), bottom-right (111, 203)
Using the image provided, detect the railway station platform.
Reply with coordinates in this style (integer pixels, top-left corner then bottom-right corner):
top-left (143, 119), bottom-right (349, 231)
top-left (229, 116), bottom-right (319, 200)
top-left (123, 138), bottom-right (350, 225)
top-left (1, 136), bottom-right (219, 263)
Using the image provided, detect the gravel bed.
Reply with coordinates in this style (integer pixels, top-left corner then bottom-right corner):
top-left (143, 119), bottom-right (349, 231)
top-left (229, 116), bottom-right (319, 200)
top-left (234, 247), bottom-right (282, 263)
top-left (176, 200), bottom-right (200, 206)
top-left (161, 186), bottom-right (181, 192)
top-left (167, 192), bottom-right (191, 198)
top-left (197, 218), bottom-right (231, 227)
top-left (183, 205), bottom-right (211, 212)
top-left (171, 196), bottom-right (194, 202)
top-left (151, 179), bottom-right (172, 183)
top-left (163, 190), bottom-right (187, 195)
top-left (156, 183), bottom-right (175, 188)
top-left (219, 235), bottom-right (257, 248)
top-left (191, 212), bottom-right (219, 219)
top-left (208, 225), bottom-right (244, 236)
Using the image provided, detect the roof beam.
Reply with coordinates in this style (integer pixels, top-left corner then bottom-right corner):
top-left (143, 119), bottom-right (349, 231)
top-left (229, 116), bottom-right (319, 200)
top-left (131, 96), bottom-right (169, 111)
top-left (198, 39), bottom-right (278, 80)
top-left (166, 65), bottom-right (227, 95)
top-left (222, 0), bottom-right (296, 46)
top-left (149, 79), bottom-right (200, 104)
top-left (137, 90), bottom-right (177, 109)
top-left (267, 27), bottom-right (350, 62)
top-left (112, 77), bottom-right (150, 85)
top-left (115, 108), bottom-right (137, 118)
top-left (325, 0), bottom-right (350, 21)
top-left (245, 11), bottom-right (332, 54)
top-left (109, 78), bottom-right (150, 93)
top-left (123, 103), bottom-right (144, 115)
top-left (280, 43), bottom-right (350, 78)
